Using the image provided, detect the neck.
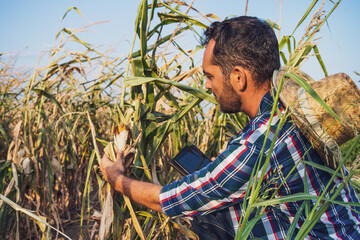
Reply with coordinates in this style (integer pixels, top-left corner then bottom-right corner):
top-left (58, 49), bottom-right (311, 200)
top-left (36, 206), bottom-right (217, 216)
top-left (242, 88), bottom-right (269, 119)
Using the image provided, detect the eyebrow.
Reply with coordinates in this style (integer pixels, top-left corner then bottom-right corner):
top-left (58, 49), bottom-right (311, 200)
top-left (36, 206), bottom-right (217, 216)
top-left (203, 70), bottom-right (212, 77)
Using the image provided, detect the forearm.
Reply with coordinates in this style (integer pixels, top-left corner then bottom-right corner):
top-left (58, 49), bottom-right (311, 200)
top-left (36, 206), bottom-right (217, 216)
top-left (111, 174), bottom-right (163, 213)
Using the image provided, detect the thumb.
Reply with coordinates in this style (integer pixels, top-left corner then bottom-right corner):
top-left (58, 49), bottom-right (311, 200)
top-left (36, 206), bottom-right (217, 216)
top-left (116, 150), bottom-right (124, 161)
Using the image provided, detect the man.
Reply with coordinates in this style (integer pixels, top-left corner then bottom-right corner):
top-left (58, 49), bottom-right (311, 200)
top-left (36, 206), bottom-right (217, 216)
top-left (100, 16), bottom-right (360, 239)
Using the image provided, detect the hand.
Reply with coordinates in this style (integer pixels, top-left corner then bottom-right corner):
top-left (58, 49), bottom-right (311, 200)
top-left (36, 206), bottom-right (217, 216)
top-left (100, 151), bottom-right (125, 186)
top-left (100, 150), bottom-right (163, 213)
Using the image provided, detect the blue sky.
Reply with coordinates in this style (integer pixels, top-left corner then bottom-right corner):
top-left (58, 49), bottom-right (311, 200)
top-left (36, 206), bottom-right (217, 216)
top-left (1, 0), bottom-right (359, 86)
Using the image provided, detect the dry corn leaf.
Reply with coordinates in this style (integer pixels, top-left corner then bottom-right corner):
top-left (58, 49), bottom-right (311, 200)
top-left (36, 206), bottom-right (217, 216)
top-left (11, 121), bottom-right (23, 165)
top-left (17, 149), bottom-right (26, 160)
top-left (91, 210), bottom-right (102, 223)
top-left (0, 194), bottom-right (71, 239)
top-left (123, 196), bottom-right (145, 240)
top-left (151, 164), bottom-right (160, 185)
top-left (122, 218), bottom-right (132, 239)
top-left (6, 141), bottom-right (15, 162)
top-left (172, 220), bottom-right (199, 240)
top-left (0, 178), bottom-right (15, 209)
top-left (11, 162), bottom-right (20, 202)
top-left (98, 187), bottom-right (114, 240)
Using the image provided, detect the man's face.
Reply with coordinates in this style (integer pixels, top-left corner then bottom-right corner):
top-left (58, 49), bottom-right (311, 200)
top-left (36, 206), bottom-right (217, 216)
top-left (202, 39), bottom-right (242, 113)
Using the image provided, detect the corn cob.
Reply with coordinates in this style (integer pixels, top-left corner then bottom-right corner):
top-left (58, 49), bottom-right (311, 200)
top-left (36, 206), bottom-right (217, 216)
top-left (114, 123), bottom-right (129, 152)
top-left (104, 123), bottom-right (129, 162)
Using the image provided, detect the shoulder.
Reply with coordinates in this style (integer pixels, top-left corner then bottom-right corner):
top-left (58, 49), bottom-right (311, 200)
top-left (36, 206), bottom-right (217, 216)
top-left (230, 110), bottom-right (283, 146)
top-left (230, 108), bottom-right (312, 157)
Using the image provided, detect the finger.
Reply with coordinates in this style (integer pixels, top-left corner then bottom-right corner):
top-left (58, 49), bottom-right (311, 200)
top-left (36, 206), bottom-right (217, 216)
top-left (101, 153), bottom-right (111, 164)
top-left (100, 154), bottom-right (115, 180)
top-left (100, 154), bottom-right (113, 170)
top-left (102, 153), bottom-right (110, 161)
top-left (116, 150), bottom-right (124, 161)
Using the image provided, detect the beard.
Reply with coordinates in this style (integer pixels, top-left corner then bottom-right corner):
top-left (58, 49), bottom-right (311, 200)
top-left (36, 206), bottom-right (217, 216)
top-left (216, 80), bottom-right (242, 113)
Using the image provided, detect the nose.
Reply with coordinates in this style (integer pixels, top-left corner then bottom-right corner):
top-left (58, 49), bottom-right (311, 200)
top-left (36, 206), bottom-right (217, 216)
top-left (205, 79), bottom-right (211, 89)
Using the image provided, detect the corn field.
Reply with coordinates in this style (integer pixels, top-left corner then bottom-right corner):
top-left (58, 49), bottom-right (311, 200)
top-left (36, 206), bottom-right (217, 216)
top-left (1, 0), bottom-right (359, 239)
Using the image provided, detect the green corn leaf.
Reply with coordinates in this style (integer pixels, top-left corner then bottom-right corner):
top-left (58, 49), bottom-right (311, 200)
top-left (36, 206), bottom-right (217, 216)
top-left (237, 77), bottom-right (287, 237)
top-left (115, 104), bottom-right (128, 126)
top-left (280, 51), bottom-right (288, 65)
top-left (313, 45), bottom-right (328, 77)
top-left (124, 196), bottom-right (146, 240)
top-left (96, 137), bottom-right (109, 147)
top-left (80, 150), bottom-right (96, 230)
top-left (304, 165), bottom-right (310, 217)
top-left (286, 201), bottom-right (306, 239)
top-left (149, 0), bottom-right (158, 23)
top-left (171, 122), bottom-right (181, 153)
top-left (154, 82), bottom-right (181, 110)
top-left (148, 121), bottom-right (172, 164)
top-left (158, 13), bottom-right (207, 29)
top-left (147, 20), bottom-right (188, 39)
top-left (113, 195), bottom-right (124, 221)
top-left (159, 0), bottom-right (208, 29)
top-left (252, 193), bottom-right (318, 207)
top-left (323, 199), bottom-right (360, 208)
top-left (278, 35), bottom-right (290, 51)
top-left (134, 0), bottom-right (144, 35)
top-left (149, 95), bottom-right (204, 163)
top-left (0, 160), bottom-right (11, 173)
top-left (288, 43), bottom-right (314, 67)
top-left (132, 26), bottom-right (190, 58)
top-left (140, 0), bottom-right (148, 63)
top-left (235, 213), bottom-right (266, 240)
top-left (266, 19), bottom-right (280, 30)
top-left (32, 88), bottom-right (65, 114)
top-left (291, 0), bottom-right (318, 36)
top-left (253, 192), bottom-right (360, 209)
top-left (61, 6), bottom-right (86, 21)
top-left (287, 37), bottom-right (293, 56)
top-left (303, 160), bottom-right (341, 177)
top-left (296, 134), bottom-right (360, 240)
top-left (61, 28), bottom-right (92, 48)
top-left (124, 76), bottom-right (216, 104)
top-left (0, 125), bottom-right (9, 143)
top-left (206, 13), bottom-right (221, 20)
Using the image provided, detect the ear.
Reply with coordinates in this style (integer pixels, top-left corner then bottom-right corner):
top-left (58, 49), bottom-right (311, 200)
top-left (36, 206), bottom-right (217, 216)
top-left (229, 66), bottom-right (247, 92)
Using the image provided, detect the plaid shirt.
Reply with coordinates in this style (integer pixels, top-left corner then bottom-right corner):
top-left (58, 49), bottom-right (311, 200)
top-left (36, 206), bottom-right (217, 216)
top-left (160, 91), bottom-right (360, 239)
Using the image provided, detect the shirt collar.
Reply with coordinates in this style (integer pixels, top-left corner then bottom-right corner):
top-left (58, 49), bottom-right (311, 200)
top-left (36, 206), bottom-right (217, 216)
top-left (255, 91), bottom-right (275, 117)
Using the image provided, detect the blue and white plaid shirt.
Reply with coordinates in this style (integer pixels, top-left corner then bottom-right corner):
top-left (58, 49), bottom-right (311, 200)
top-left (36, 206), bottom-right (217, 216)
top-left (160, 91), bottom-right (360, 239)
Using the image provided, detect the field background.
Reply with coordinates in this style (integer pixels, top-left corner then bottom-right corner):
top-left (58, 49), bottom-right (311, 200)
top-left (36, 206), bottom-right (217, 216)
top-left (1, 0), bottom-right (360, 239)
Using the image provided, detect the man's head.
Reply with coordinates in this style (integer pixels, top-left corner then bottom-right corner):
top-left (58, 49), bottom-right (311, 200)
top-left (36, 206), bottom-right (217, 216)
top-left (202, 16), bottom-right (280, 86)
top-left (202, 16), bottom-right (280, 116)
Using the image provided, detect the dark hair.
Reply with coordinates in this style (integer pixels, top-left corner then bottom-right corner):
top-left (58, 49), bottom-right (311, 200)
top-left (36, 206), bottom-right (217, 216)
top-left (202, 16), bottom-right (280, 86)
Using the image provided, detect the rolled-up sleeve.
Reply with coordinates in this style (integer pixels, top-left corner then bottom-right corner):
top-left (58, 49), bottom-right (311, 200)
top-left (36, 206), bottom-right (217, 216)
top-left (159, 130), bottom-right (266, 217)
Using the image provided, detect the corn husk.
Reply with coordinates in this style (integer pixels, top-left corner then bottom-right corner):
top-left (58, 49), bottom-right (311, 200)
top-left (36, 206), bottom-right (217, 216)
top-left (103, 142), bottom-right (117, 162)
top-left (21, 157), bottom-right (32, 175)
top-left (51, 157), bottom-right (62, 180)
top-left (104, 123), bottom-right (129, 162)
